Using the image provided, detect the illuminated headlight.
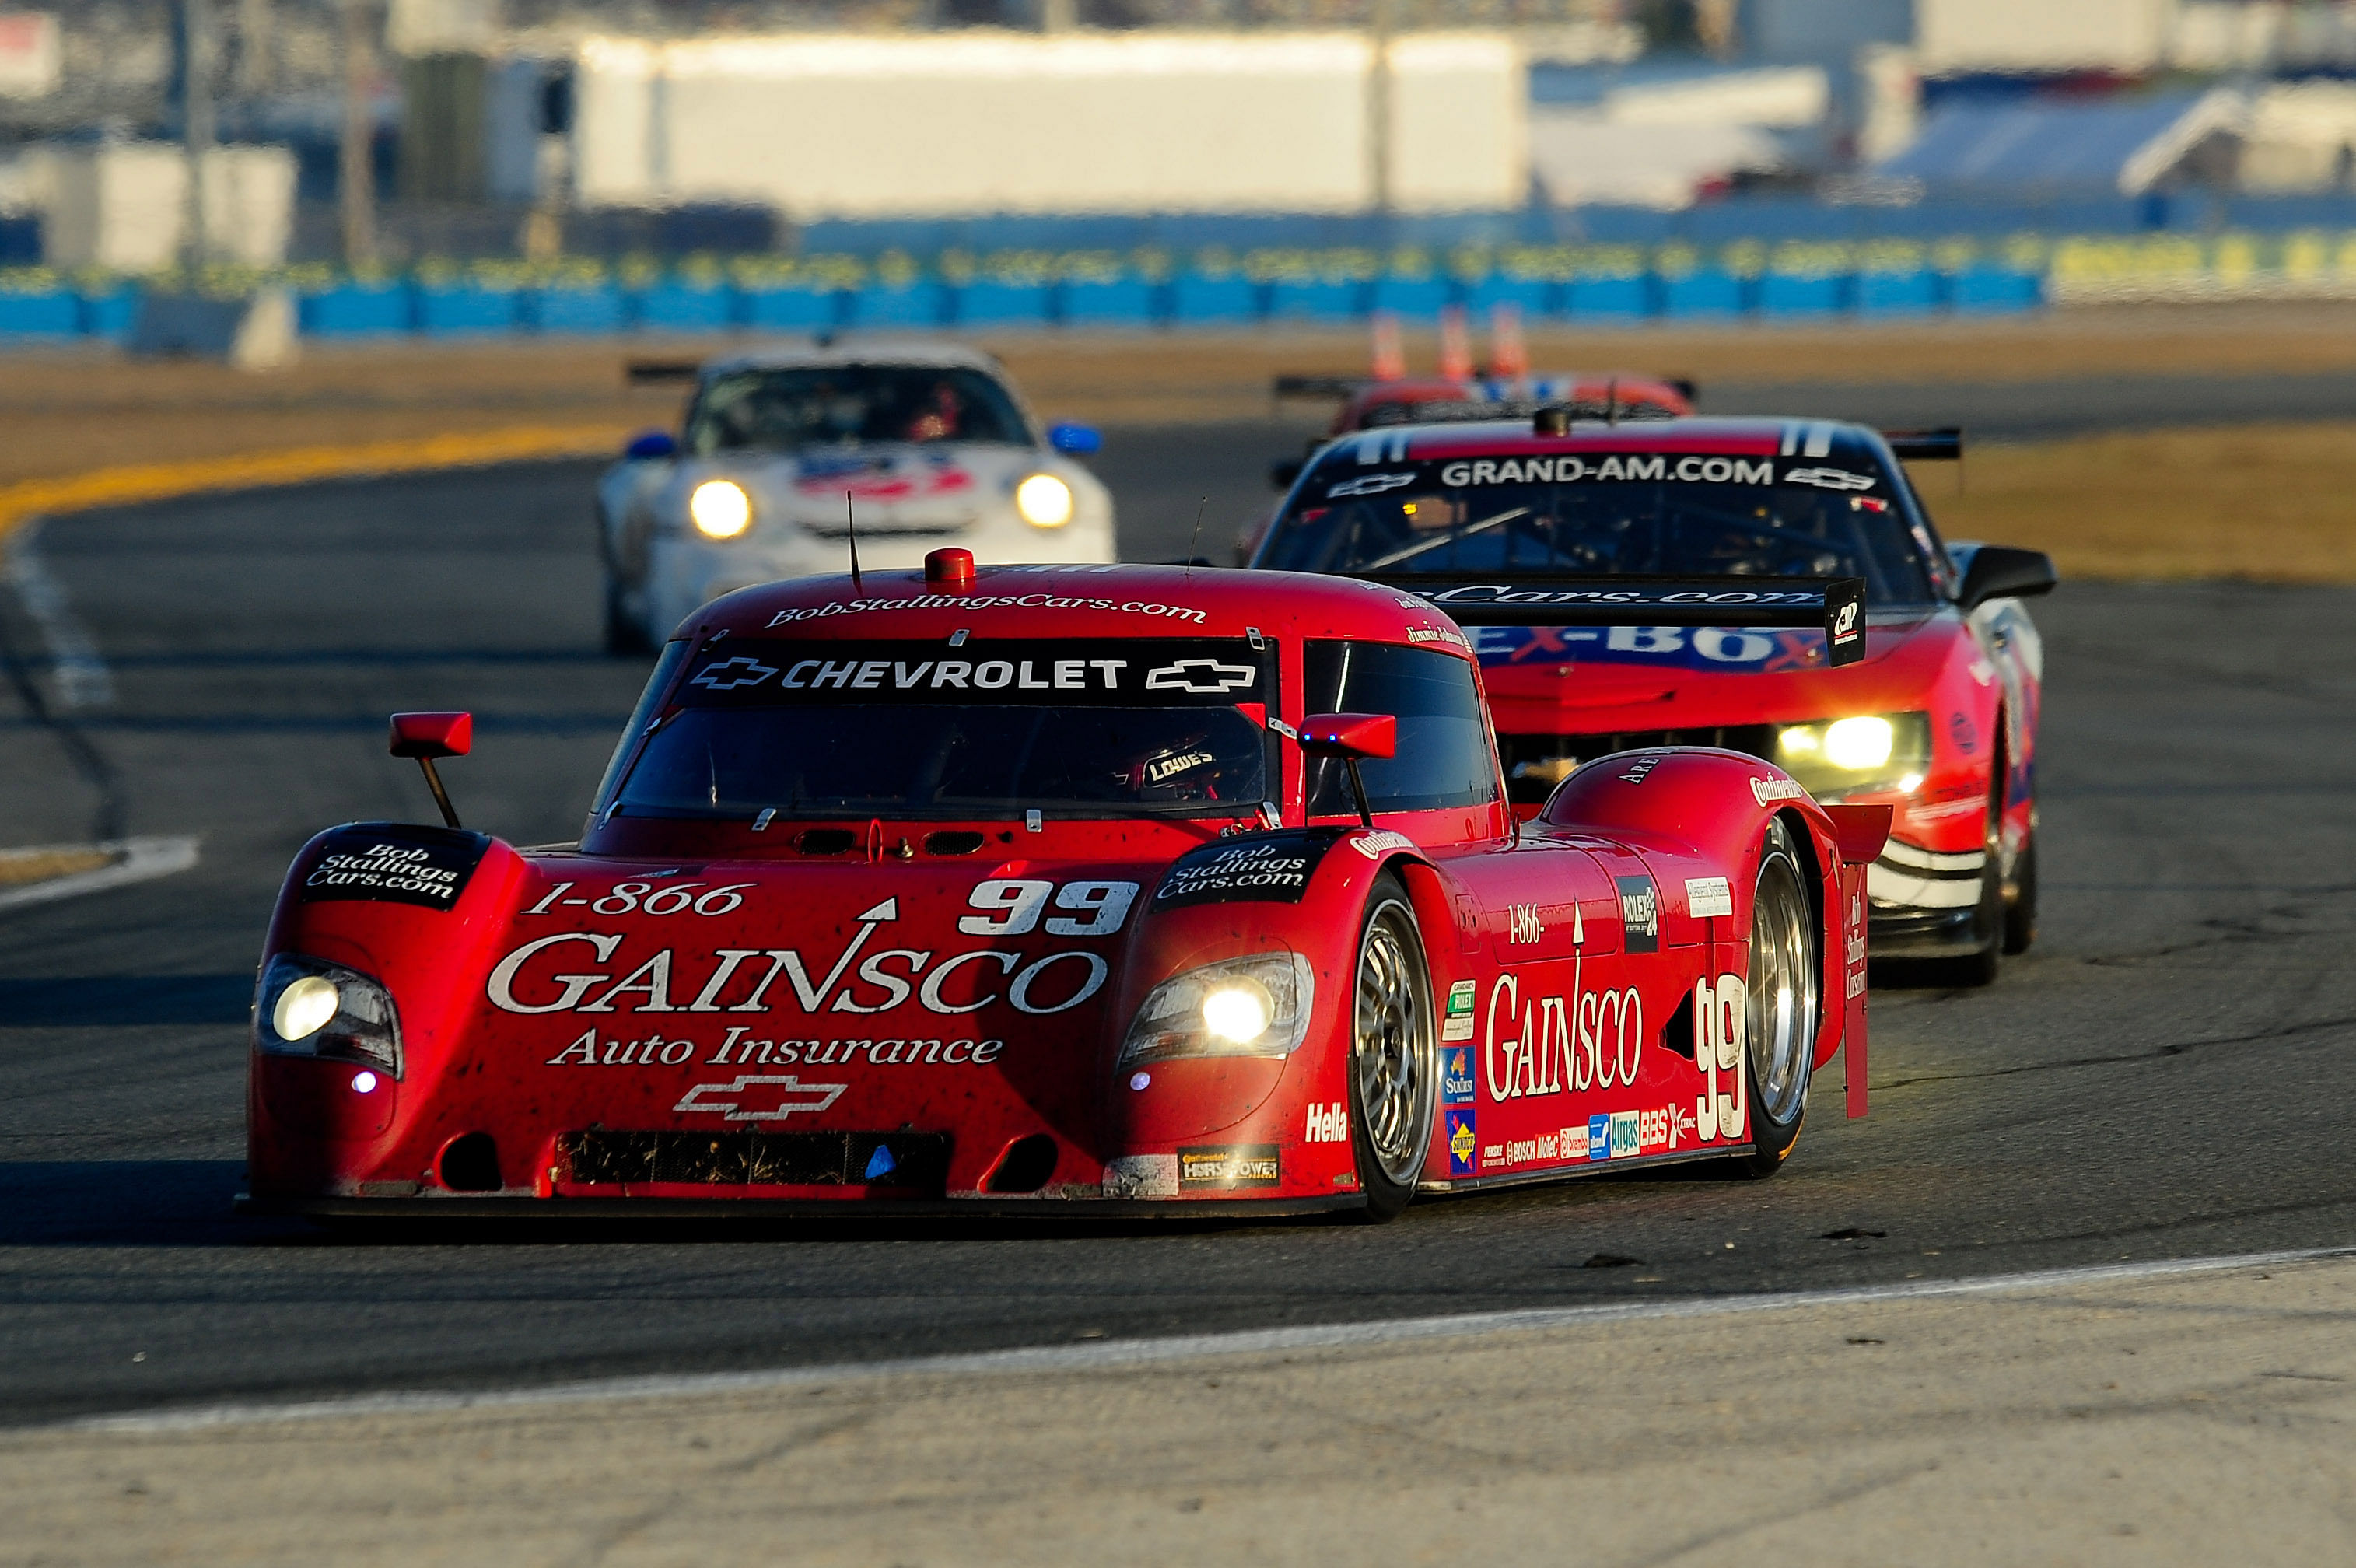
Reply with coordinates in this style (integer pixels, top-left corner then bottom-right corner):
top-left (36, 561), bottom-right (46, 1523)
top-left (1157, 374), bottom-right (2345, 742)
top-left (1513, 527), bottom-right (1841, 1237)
top-left (272, 975), bottom-right (339, 1041)
top-left (255, 954), bottom-right (403, 1077)
top-left (1015, 473), bottom-right (1075, 529)
top-left (1773, 712), bottom-right (1931, 801)
top-left (688, 479), bottom-right (753, 540)
top-left (1823, 716), bottom-right (1894, 769)
top-left (1120, 953), bottom-right (1313, 1065)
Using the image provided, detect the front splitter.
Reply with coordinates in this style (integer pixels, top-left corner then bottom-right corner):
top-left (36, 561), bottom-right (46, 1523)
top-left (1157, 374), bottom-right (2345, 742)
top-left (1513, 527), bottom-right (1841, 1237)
top-left (236, 1191), bottom-right (1367, 1222)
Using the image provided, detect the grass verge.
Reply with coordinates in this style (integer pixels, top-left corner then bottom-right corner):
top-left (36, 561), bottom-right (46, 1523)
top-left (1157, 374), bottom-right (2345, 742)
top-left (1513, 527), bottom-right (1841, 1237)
top-left (1914, 422), bottom-right (2356, 582)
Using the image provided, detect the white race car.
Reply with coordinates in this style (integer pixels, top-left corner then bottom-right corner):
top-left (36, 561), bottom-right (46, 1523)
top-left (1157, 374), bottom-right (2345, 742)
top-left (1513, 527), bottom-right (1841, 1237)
top-left (597, 342), bottom-right (1115, 652)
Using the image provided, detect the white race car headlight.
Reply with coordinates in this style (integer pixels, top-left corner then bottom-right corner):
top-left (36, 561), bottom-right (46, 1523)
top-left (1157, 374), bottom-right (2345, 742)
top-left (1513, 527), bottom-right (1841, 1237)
top-left (1120, 953), bottom-right (1313, 1065)
top-left (255, 954), bottom-right (403, 1077)
top-left (688, 479), bottom-right (753, 540)
top-left (1015, 472), bottom-right (1075, 529)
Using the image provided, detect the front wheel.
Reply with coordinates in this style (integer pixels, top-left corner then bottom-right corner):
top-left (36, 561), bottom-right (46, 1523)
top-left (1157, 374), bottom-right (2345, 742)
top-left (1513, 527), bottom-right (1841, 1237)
top-left (1735, 819), bottom-right (1820, 1178)
top-left (1346, 874), bottom-right (1436, 1223)
top-left (2002, 825), bottom-right (2038, 955)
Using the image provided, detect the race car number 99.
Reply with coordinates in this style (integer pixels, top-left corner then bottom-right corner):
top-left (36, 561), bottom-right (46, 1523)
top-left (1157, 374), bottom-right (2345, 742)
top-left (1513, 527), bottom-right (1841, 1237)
top-left (958, 879), bottom-right (1139, 937)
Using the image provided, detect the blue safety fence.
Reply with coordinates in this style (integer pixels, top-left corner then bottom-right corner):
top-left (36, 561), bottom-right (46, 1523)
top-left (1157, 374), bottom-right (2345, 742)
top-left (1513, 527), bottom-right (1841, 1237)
top-left (0, 236), bottom-right (2078, 345)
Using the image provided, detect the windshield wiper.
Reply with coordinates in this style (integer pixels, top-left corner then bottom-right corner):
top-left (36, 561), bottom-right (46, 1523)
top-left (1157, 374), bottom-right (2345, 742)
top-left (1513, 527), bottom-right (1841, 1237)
top-left (1356, 506), bottom-right (1532, 572)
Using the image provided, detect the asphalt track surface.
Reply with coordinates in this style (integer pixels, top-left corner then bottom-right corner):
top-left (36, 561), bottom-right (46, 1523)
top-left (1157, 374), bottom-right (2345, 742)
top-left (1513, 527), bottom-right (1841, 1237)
top-left (3, 410), bottom-right (2354, 1429)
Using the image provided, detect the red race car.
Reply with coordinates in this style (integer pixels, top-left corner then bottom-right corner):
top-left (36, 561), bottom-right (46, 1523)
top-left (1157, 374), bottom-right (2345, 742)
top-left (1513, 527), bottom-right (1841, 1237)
top-left (1249, 415), bottom-right (2056, 985)
top-left (243, 554), bottom-right (1887, 1223)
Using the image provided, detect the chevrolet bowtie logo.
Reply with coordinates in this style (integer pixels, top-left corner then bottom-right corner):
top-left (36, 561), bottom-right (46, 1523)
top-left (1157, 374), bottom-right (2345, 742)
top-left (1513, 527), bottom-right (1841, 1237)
top-left (672, 1075), bottom-right (848, 1122)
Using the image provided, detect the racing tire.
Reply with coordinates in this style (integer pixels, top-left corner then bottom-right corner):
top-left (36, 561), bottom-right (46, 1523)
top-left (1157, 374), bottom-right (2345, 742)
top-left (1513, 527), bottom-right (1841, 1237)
top-left (2002, 827), bottom-right (2039, 956)
top-left (1346, 873), bottom-right (1437, 1223)
top-left (1734, 819), bottom-right (1819, 1178)
top-left (603, 572), bottom-right (653, 657)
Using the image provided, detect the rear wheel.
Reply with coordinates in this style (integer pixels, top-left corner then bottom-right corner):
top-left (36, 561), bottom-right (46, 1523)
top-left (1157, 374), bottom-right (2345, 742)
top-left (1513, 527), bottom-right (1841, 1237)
top-left (1736, 819), bottom-right (1819, 1177)
top-left (1346, 875), bottom-right (1436, 1223)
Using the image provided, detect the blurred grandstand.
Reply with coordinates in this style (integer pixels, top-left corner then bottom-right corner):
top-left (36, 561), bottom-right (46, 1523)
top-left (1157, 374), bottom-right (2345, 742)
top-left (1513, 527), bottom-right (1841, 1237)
top-left (5, 0), bottom-right (2356, 331)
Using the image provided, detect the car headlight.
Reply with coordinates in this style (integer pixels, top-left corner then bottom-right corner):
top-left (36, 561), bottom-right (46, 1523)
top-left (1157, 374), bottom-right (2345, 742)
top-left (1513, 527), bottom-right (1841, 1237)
top-left (1773, 712), bottom-right (1931, 800)
top-left (1015, 472), bottom-right (1075, 529)
top-left (1120, 953), bottom-right (1313, 1064)
top-left (688, 479), bottom-right (753, 540)
top-left (255, 954), bottom-right (403, 1077)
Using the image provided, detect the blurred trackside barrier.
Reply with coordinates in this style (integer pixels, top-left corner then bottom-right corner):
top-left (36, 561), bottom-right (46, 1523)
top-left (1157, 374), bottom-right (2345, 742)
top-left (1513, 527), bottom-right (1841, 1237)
top-left (0, 236), bottom-right (2116, 345)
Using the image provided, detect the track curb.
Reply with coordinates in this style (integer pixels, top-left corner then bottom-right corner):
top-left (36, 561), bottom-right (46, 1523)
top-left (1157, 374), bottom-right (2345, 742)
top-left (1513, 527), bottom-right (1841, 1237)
top-left (0, 424), bottom-right (628, 551)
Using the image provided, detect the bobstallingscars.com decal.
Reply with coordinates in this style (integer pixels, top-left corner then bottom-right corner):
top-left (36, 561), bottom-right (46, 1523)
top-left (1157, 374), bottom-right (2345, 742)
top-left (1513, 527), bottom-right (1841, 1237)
top-left (296, 824), bottom-right (491, 912)
top-left (1151, 830), bottom-right (1343, 909)
top-left (677, 639), bottom-right (1268, 708)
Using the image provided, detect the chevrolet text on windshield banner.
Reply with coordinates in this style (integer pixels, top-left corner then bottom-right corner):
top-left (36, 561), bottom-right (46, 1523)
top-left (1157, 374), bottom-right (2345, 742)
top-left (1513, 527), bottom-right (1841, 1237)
top-left (676, 639), bottom-right (1270, 706)
top-left (1364, 576), bottom-right (1868, 667)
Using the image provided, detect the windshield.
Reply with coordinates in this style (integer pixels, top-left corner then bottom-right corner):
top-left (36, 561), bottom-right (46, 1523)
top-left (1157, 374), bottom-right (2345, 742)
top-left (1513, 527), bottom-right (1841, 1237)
top-left (686, 365), bottom-right (1031, 455)
top-left (614, 638), bottom-right (1276, 821)
top-left (1262, 448), bottom-right (1938, 607)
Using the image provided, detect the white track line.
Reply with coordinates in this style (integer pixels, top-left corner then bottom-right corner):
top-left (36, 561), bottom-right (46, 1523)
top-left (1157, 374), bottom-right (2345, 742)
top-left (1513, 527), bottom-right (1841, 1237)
top-left (4, 518), bottom-right (112, 709)
top-left (58, 1243), bottom-right (2354, 1437)
top-left (0, 837), bottom-right (201, 913)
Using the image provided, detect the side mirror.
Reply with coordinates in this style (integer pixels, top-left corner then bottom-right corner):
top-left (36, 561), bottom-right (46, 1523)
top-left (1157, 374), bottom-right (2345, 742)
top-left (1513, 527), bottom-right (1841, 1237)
top-left (1269, 458), bottom-right (1304, 491)
top-left (1048, 422), bottom-right (1101, 456)
top-left (1957, 544), bottom-right (2057, 610)
top-left (625, 429), bottom-right (678, 460)
top-left (1300, 712), bottom-right (1395, 828)
top-left (389, 711), bottom-right (472, 828)
top-left (1299, 712), bottom-right (1397, 760)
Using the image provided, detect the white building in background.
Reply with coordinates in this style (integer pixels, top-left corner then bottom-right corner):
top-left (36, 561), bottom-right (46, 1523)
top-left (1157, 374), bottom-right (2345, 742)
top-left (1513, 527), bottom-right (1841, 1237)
top-left (1525, 63), bottom-right (1826, 208)
top-left (1913, 0), bottom-right (2179, 75)
top-left (0, 11), bottom-right (59, 98)
top-left (570, 30), bottom-right (1526, 219)
top-left (38, 143), bottom-right (296, 270)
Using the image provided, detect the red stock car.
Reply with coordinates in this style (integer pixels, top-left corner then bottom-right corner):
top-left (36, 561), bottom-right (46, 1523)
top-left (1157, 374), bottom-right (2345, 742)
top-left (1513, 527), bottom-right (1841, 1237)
top-left (242, 555), bottom-right (1889, 1223)
top-left (1250, 415), bottom-right (2057, 984)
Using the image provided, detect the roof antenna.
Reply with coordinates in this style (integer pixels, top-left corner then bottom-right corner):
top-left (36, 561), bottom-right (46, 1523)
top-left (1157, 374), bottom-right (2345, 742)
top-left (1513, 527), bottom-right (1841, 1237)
top-left (1187, 495), bottom-right (1207, 575)
top-left (1605, 376), bottom-right (1620, 427)
top-left (845, 489), bottom-right (863, 593)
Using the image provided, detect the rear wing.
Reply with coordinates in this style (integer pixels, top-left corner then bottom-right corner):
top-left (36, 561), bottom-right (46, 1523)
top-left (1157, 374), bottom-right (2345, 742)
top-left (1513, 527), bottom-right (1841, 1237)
top-left (1360, 574), bottom-right (1868, 667)
top-left (626, 358), bottom-right (705, 386)
top-left (1273, 374), bottom-right (1367, 401)
top-left (1883, 427), bottom-right (1962, 460)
